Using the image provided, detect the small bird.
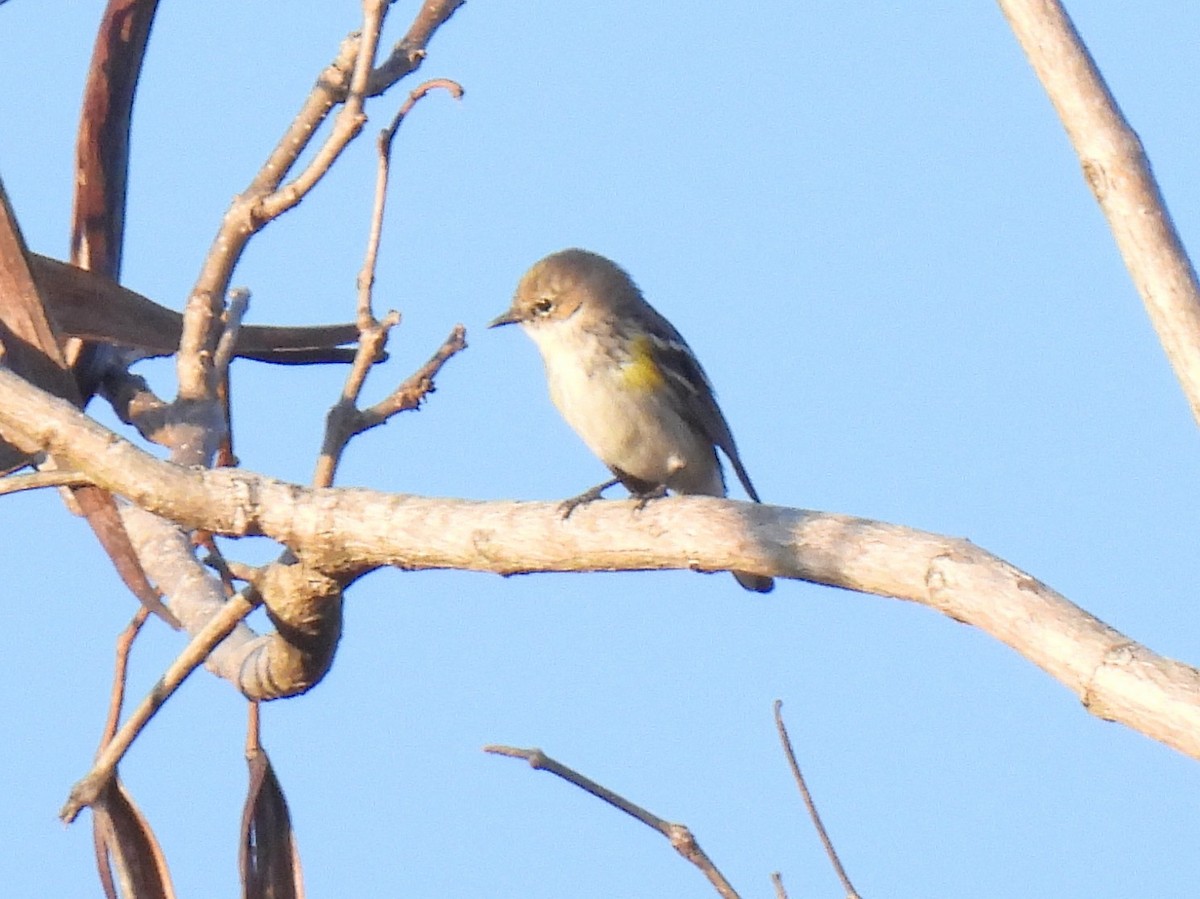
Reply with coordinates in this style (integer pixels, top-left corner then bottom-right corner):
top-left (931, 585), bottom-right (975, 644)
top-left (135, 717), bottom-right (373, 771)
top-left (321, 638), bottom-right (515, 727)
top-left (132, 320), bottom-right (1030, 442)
top-left (489, 248), bottom-right (774, 593)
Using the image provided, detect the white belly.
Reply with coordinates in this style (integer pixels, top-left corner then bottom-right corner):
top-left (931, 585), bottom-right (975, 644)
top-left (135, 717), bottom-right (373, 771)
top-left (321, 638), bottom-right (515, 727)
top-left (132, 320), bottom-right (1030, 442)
top-left (538, 342), bottom-right (722, 495)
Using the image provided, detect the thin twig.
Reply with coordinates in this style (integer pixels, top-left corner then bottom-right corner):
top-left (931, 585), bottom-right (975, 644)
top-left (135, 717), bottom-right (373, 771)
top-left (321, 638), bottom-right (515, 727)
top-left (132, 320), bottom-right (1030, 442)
top-left (358, 78), bottom-right (463, 326)
top-left (485, 744), bottom-right (741, 899)
top-left (99, 608), bottom-right (150, 747)
top-left (313, 312), bottom-right (398, 489)
top-left (771, 871), bottom-right (788, 899)
top-left (178, 0), bottom-right (392, 402)
top-left (246, 701), bottom-right (261, 754)
top-left (359, 324), bottom-right (467, 425)
top-left (61, 589), bottom-right (261, 824)
top-left (315, 321), bottom-right (466, 485)
top-left (314, 77), bottom-right (464, 487)
top-left (774, 701), bottom-right (861, 899)
top-left (367, 0), bottom-right (465, 96)
top-left (213, 288), bottom-right (249, 468)
top-left (193, 531), bottom-right (240, 597)
top-left (255, 0), bottom-right (390, 223)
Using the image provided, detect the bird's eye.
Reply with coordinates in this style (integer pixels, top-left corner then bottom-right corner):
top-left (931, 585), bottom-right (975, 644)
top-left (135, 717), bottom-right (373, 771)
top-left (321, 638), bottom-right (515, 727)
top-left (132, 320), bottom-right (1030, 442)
top-left (532, 297), bottom-right (554, 316)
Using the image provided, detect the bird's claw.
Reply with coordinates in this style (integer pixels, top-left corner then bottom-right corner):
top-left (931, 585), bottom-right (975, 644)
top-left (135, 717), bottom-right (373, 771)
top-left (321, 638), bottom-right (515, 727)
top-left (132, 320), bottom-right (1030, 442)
top-left (631, 485), bottom-right (669, 512)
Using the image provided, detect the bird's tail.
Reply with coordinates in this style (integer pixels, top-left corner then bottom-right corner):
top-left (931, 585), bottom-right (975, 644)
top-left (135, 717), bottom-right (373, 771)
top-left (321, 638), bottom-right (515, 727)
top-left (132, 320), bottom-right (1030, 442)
top-left (733, 570), bottom-right (774, 593)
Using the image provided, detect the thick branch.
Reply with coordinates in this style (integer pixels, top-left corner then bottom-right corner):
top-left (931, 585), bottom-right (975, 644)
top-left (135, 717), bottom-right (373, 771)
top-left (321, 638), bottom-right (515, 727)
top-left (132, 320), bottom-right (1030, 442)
top-left (999, 0), bottom-right (1200, 427)
top-left (1, 365), bottom-right (1198, 759)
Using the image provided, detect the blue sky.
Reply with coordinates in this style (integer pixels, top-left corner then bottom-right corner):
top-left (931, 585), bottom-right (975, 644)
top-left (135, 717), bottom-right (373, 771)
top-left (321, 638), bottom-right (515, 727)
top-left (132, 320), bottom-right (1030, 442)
top-left (2, 3), bottom-right (1199, 896)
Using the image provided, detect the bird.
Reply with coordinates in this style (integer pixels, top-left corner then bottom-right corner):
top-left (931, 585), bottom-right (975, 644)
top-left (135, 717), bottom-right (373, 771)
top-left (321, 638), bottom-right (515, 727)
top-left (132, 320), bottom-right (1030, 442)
top-left (489, 248), bottom-right (773, 593)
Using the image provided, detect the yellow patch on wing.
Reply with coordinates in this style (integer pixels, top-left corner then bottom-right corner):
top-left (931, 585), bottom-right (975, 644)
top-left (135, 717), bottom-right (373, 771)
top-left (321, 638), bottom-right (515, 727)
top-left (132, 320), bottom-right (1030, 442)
top-left (621, 335), bottom-right (666, 391)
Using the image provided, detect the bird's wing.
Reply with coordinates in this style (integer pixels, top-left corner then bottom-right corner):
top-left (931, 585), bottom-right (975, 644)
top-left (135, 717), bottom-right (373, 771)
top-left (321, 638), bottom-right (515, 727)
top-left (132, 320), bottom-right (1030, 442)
top-left (643, 315), bottom-right (762, 502)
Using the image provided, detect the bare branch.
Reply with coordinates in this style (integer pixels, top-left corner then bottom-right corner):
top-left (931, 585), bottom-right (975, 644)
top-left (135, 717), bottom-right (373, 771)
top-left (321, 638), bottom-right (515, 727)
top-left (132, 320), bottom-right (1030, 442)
top-left (253, 0), bottom-right (389, 226)
top-left (61, 587), bottom-right (260, 824)
top-left (313, 312), bottom-right (399, 489)
top-left (771, 872), bottom-right (788, 899)
top-left (357, 323), bottom-right (467, 427)
top-left (998, 0), bottom-right (1200, 427)
top-left (359, 78), bottom-right (463, 326)
top-left (485, 744), bottom-right (741, 899)
top-left (774, 701), bottom-right (861, 899)
top-left (313, 78), bottom-right (465, 486)
top-left (97, 367), bottom-right (173, 447)
top-left (2, 361), bottom-right (1198, 760)
top-left (0, 469), bottom-right (92, 495)
top-left (100, 609), bottom-right (150, 746)
top-left (179, 0), bottom-right (427, 402)
top-left (367, 0), bottom-right (466, 96)
top-left (119, 506), bottom-right (343, 703)
top-left (212, 288), bottom-right (250, 378)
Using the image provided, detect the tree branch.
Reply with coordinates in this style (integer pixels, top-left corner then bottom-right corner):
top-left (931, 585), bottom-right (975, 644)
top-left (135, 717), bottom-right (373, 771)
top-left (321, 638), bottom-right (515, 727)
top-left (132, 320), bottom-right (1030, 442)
top-left (774, 701), bottom-right (860, 899)
top-left (998, 0), bottom-right (1200, 427)
top-left (485, 744), bottom-right (741, 899)
top-left (1, 364), bottom-right (1197, 759)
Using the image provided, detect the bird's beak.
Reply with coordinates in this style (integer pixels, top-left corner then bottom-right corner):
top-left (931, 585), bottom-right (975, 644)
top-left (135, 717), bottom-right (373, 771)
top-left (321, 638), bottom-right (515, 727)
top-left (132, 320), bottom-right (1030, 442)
top-left (487, 308), bottom-right (521, 329)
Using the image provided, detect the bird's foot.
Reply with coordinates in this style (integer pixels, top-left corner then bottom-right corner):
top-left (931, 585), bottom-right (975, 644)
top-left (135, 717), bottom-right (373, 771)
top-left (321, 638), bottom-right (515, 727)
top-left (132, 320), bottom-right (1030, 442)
top-left (560, 477), bottom-right (621, 519)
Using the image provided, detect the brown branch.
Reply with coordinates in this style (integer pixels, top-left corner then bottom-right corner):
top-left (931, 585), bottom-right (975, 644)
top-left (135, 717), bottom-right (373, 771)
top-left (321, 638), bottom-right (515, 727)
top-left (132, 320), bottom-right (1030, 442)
top-left (315, 78), bottom-right (465, 486)
top-left (998, 0), bottom-right (1200, 427)
top-left (100, 609), bottom-right (151, 747)
top-left (367, 0), bottom-right (466, 96)
top-left (774, 701), bottom-right (860, 899)
top-left (357, 78), bottom-right (463, 326)
top-left (485, 744), bottom-right (740, 899)
top-left (61, 588), bottom-right (261, 824)
top-left (178, 0), bottom-right (394, 403)
top-left (359, 324), bottom-right (467, 425)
